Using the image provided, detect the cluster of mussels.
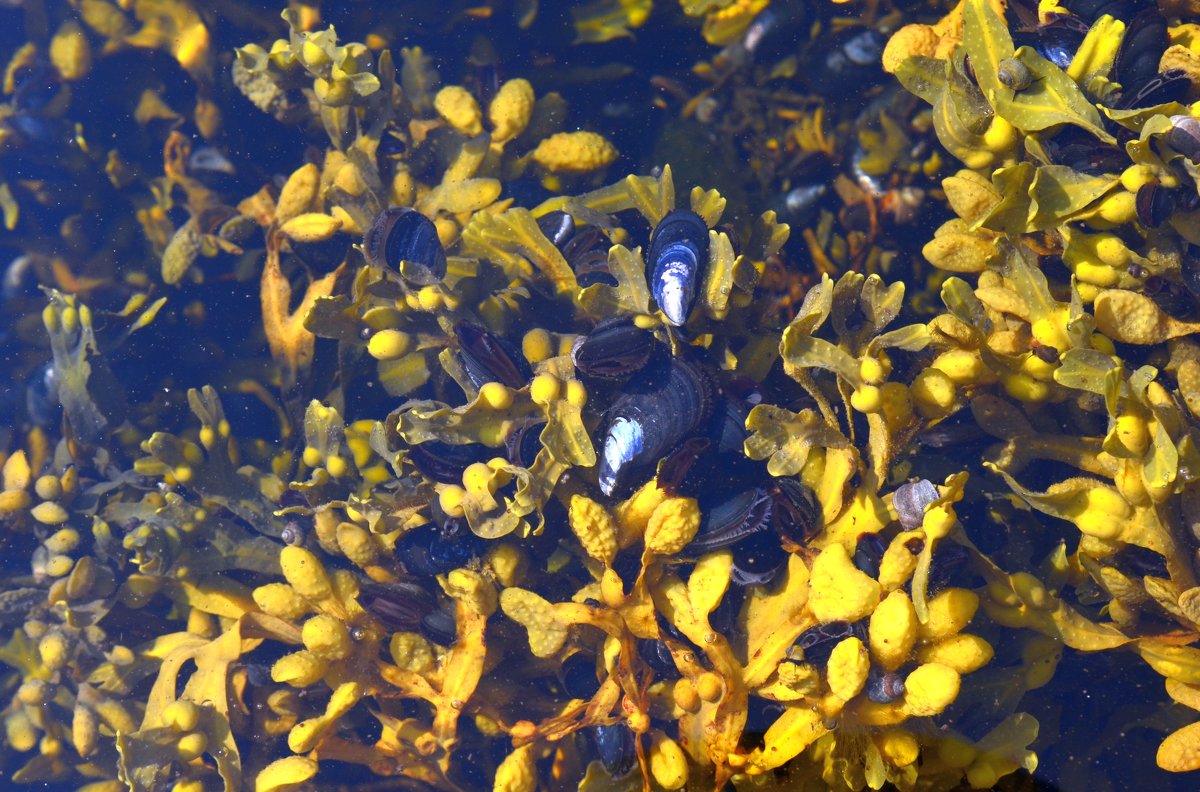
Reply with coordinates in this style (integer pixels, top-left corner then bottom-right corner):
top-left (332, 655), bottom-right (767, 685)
top-left (354, 198), bottom-right (804, 609)
top-left (280, 159), bottom-right (1001, 791)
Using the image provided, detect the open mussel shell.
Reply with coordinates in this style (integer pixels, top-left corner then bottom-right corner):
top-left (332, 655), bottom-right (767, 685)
top-left (597, 357), bottom-right (714, 496)
top-left (363, 207), bottom-right (447, 285)
top-left (454, 321), bottom-right (532, 389)
top-left (647, 209), bottom-right (709, 327)
top-left (571, 318), bottom-right (657, 380)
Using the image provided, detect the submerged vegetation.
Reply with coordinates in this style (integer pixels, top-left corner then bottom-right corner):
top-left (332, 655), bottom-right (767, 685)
top-left (4, 0), bottom-right (1200, 789)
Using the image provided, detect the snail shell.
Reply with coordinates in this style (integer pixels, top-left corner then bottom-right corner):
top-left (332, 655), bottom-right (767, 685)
top-left (997, 57), bottom-right (1033, 90)
top-left (893, 478), bottom-right (940, 529)
top-left (1169, 115), bottom-right (1200, 165)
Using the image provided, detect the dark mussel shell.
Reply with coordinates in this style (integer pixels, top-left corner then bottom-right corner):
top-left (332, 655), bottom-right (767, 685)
top-left (420, 607), bottom-right (458, 646)
top-left (564, 227), bottom-right (615, 287)
top-left (656, 437), bottom-right (712, 493)
top-left (536, 210), bottom-right (575, 248)
top-left (25, 361), bottom-right (60, 428)
top-left (454, 321), bottom-right (532, 389)
top-left (689, 487), bottom-right (773, 553)
top-left (1182, 248), bottom-right (1200, 302)
top-left (359, 581), bottom-right (438, 632)
top-left (926, 542), bottom-right (971, 596)
top-left (561, 652), bottom-right (601, 699)
top-left (504, 420), bottom-right (546, 468)
top-left (571, 318), bottom-right (657, 380)
top-left (1113, 9), bottom-right (1168, 91)
top-left (408, 440), bottom-right (492, 483)
top-left (1136, 184), bottom-right (1174, 228)
top-left (729, 530), bottom-right (788, 587)
top-left (770, 478), bottom-right (820, 545)
top-left (1067, 0), bottom-right (1154, 22)
top-left (638, 638), bottom-right (679, 677)
top-left (399, 518), bottom-right (484, 577)
top-left (589, 724), bottom-right (638, 778)
top-left (1041, 127), bottom-right (1125, 174)
top-left (539, 210), bottom-right (615, 286)
top-left (1145, 274), bottom-right (1200, 321)
top-left (1015, 16), bottom-right (1088, 71)
top-left (364, 207), bottom-right (447, 286)
top-left (742, 0), bottom-right (813, 64)
top-left (597, 357), bottom-right (714, 496)
top-left (794, 621), bottom-right (855, 665)
top-left (647, 210), bottom-right (709, 327)
top-left (1114, 69), bottom-right (1190, 110)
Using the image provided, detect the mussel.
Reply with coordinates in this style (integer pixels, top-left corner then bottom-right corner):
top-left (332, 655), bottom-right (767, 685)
top-left (363, 207), bottom-right (447, 285)
top-left (647, 210), bottom-right (709, 327)
top-left (1136, 184), bottom-right (1174, 228)
top-left (689, 487), bottom-right (773, 553)
top-left (589, 724), bottom-right (638, 777)
top-left (729, 531), bottom-right (789, 587)
top-left (539, 210), bottom-right (616, 286)
top-left (794, 622), bottom-right (856, 666)
top-left (454, 321), bottom-right (532, 389)
top-left (536, 210), bottom-right (575, 248)
top-left (398, 518), bottom-right (484, 576)
top-left (597, 357), bottom-right (713, 496)
top-left (408, 440), bottom-right (493, 483)
top-left (25, 361), bottom-right (60, 429)
top-left (1067, 0), bottom-right (1154, 22)
top-left (1015, 16), bottom-right (1087, 71)
top-left (358, 580), bottom-right (439, 632)
top-left (571, 318), bottom-right (657, 380)
top-left (419, 607), bottom-right (458, 646)
top-left (504, 420), bottom-right (547, 468)
top-left (1113, 9), bottom-right (1168, 91)
top-left (741, 0), bottom-right (813, 65)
